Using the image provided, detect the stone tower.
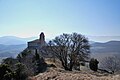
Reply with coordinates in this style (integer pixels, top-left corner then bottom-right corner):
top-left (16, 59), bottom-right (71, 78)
top-left (39, 32), bottom-right (45, 46)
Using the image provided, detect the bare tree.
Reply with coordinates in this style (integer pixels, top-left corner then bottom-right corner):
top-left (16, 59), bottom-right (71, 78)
top-left (101, 55), bottom-right (120, 73)
top-left (47, 33), bottom-right (90, 71)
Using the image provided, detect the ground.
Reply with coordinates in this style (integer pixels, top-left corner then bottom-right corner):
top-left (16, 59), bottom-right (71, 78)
top-left (29, 67), bottom-right (120, 80)
top-left (28, 58), bottom-right (120, 80)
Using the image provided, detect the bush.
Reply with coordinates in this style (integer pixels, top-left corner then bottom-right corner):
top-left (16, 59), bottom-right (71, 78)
top-left (89, 58), bottom-right (99, 71)
top-left (14, 63), bottom-right (28, 80)
top-left (2, 57), bottom-right (18, 71)
top-left (100, 55), bottom-right (120, 73)
top-left (0, 64), bottom-right (14, 80)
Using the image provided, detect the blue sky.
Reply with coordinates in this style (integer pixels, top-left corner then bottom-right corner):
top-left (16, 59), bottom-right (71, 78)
top-left (0, 0), bottom-right (120, 40)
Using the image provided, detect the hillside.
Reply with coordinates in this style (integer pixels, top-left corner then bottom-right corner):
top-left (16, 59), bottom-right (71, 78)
top-left (30, 68), bottom-right (120, 80)
top-left (0, 44), bottom-right (27, 57)
top-left (91, 41), bottom-right (120, 53)
top-left (29, 58), bottom-right (120, 80)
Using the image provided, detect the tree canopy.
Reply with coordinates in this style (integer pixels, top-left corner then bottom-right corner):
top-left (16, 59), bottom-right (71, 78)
top-left (48, 33), bottom-right (90, 71)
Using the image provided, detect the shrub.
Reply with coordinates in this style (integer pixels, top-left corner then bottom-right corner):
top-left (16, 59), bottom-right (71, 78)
top-left (89, 58), bottom-right (99, 71)
top-left (14, 63), bottom-right (28, 80)
top-left (0, 64), bottom-right (14, 80)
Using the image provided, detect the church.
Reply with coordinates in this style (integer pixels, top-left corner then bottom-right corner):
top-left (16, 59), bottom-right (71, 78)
top-left (27, 32), bottom-right (52, 57)
top-left (28, 32), bottom-right (46, 50)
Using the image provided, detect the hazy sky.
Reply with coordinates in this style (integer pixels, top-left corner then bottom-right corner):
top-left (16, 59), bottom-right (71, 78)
top-left (0, 0), bottom-right (120, 39)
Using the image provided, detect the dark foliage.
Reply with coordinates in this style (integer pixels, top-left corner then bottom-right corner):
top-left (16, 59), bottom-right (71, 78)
top-left (0, 64), bottom-right (15, 80)
top-left (2, 57), bottom-right (19, 71)
top-left (89, 58), bottom-right (99, 71)
top-left (14, 63), bottom-right (28, 80)
top-left (16, 48), bottom-right (47, 75)
top-left (33, 49), bottom-right (47, 74)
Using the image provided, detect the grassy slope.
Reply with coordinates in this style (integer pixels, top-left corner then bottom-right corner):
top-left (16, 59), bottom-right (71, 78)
top-left (28, 58), bottom-right (120, 80)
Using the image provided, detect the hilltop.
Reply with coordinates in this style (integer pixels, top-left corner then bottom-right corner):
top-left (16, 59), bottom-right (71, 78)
top-left (30, 67), bottom-right (120, 80)
top-left (28, 58), bottom-right (120, 80)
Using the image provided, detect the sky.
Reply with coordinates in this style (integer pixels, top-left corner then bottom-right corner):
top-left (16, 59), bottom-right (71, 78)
top-left (0, 0), bottom-right (120, 40)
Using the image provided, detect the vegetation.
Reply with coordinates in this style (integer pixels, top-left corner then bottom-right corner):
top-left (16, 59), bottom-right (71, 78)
top-left (101, 55), bottom-right (120, 74)
top-left (0, 64), bottom-right (14, 80)
top-left (17, 48), bottom-right (47, 75)
top-left (33, 49), bottom-right (47, 74)
top-left (14, 63), bottom-right (28, 80)
top-left (47, 33), bottom-right (90, 71)
top-left (0, 48), bottom-right (47, 80)
top-left (89, 58), bottom-right (99, 71)
top-left (0, 63), bottom-right (28, 80)
top-left (2, 32), bottom-right (120, 79)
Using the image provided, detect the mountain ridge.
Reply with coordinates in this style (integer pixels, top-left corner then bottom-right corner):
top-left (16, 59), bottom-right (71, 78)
top-left (0, 36), bottom-right (50, 45)
top-left (0, 36), bottom-right (120, 58)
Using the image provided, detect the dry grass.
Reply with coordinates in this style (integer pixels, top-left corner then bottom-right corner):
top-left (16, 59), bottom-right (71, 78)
top-left (45, 58), bottom-right (63, 68)
top-left (28, 58), bottom-right (120, 80)
top-left (30, 67), bottom-right (120, 80)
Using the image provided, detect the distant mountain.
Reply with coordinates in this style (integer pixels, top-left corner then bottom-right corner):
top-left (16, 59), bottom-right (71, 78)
top-left (0, 36), bottom-right (37, 45)
top-left (91, 41), bottom-right (120, 53)
top-left (88, 36), bottom-right (120, 42)
top-left (89, 41), bottom-right (96, 44)
top-left (0, 36), bottom-right (50, 58)
top-left (0, 35), bottom-right (120, 59)
top-left (0, 44), bottom-right (27, 57)
top-left (90, 41), bottom-right (120, 62)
